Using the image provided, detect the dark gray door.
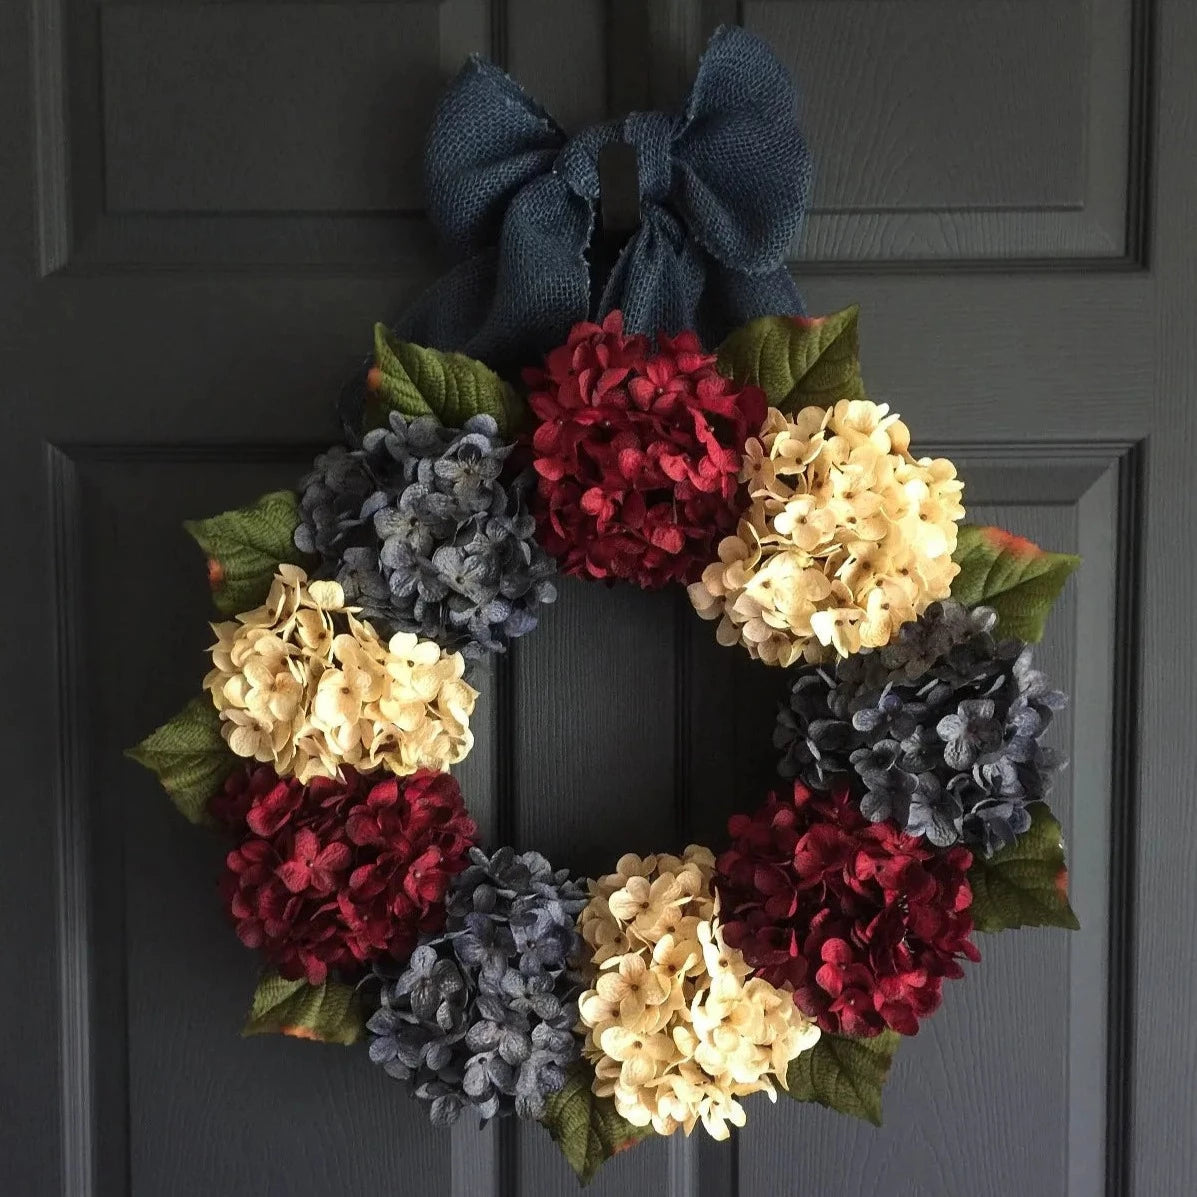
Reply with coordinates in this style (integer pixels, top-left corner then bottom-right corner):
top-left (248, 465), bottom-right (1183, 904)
top-left (3, 1), bottom-right (1193, 1195)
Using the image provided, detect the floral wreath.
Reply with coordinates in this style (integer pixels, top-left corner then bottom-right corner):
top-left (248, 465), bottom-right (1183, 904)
top-left (129, 27), bottom-right (1080, 1186)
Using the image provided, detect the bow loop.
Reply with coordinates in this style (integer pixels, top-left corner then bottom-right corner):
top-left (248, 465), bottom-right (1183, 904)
top-left (674, 27), bottom-right (811, 273)
top-left (397, 26), bottom-right (811, 370)
top-left (553, 129), bottom-right (602, 200)
top-left (424, 55), bottom-right (565, 256)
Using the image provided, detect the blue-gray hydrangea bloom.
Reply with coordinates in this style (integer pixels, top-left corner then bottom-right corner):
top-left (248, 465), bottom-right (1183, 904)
top-left (774, 601), bottom-right (1068, 855)
top-left (294, 414), bottom-right (556, 658)
top-left (366, 847), bottom-right (587, 1126)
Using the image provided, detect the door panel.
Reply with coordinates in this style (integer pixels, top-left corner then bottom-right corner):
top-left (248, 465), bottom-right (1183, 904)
top-left (100, 5), bottom-right (445, 212)
top-left (42, 440), bottom-right (1132, 1197)
top-left (5, 1), bottom-right (1192, 1195)
top-left (758, 0), bottom-right (1146, 264)
top-left (42, 0), bottom-right (496, 271)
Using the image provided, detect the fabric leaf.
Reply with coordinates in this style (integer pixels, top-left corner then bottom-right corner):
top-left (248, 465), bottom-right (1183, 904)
top-left (784, 1030), bottom-right (900, 1126)
top-left (183, 490), bottom-right (312, 615)
top-left (951, 524), bottom-right (1080, 643)
top-left (125, 696), bottom-right (235, 825)
top-left (539, 1061), bottom-right (651, 1186)
top-left (968, 803), bottom-right (1080, 932)
top-left (366, 324), bottom-right (525, 436)
top-left (716, 306), bottom-right (866, 413)
top-left (243, 970), bottom-right (365, 1045)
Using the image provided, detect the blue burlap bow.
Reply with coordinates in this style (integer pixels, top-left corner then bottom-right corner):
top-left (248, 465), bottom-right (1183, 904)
top-left (393, 25), bottom-right (812, 372)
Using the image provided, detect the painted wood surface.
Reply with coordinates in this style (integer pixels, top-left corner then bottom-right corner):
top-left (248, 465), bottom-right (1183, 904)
top-left (1, 1), bottom-right (1191, 1194)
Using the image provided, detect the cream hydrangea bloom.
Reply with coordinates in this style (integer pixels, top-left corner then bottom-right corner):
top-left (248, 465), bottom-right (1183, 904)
top-left (689, 400), bottom-right (965, 666)
top-left (204, 565), bottom-right (477, 782)
top-left (577, 846), bottom-right (820, 1140)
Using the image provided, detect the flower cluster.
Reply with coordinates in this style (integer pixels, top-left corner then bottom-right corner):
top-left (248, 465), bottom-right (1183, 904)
top-left (774, 600), bottom-right (1067, 854)
top-left (203, 565), bottom-right (476, 782)
top-left (526, 314), bottom-right (767, 589)
top-left (211, 765), bottom-right (476, 985)
top-left (295, 414), bottom-right (557, 659)
top-left (577, 846), bottom-right (819, 1140)
top-left (367, 848), bottom-right (587, 1125)
top-left (715, 781), bottom-right (979, 1037)
top-left (689, 401), bottom-right (964, 667)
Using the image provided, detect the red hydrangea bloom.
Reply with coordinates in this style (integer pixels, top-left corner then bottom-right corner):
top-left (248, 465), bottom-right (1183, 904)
top-left (714, 781), bottom-right (980, 1037)
top-left (525, 312), bottom-right (767, 589)
top-left (211, 765), bottom-right (476, 986)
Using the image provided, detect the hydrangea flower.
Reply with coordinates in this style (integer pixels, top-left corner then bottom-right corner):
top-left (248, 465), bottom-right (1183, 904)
top-left (210, 766), bottom-right (476, 985)
top-left (715, 781), bottom-right (979, 1037)
top-left (774, 600), bottom-right (1068, 854)
top-left (366, 847), bottom-right (587, 1125)
top-left (295, 414), bottom-right (556, 658)
top-left (576, 847), bottom-right (819, 1140)
top-left (525, 313), bottom-right (767, 589)
top-left (203, 566), bottom-right (476, 782)
top-left (688, 401), bottom-right (965, 666)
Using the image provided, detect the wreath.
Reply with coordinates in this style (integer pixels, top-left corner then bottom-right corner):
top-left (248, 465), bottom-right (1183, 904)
top-left (129, 27), bottom-right (1080, 1186)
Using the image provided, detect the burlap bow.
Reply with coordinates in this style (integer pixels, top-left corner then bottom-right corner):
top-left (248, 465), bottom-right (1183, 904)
top-left (394, 26), bottom-right (812, 371)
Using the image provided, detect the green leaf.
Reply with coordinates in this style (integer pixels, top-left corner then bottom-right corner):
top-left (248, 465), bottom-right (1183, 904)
top-left (366, 324), bottom-right (525, 436)
top-left (950, 524), bottom-right (1080, 643)
top-left (716, 305), bottom-right (866, 413)
top-left (783, 1030), bottom-right (900, 1126)
top-left (539, 1061), bottom-right (652, 1186)
top-left (125, 696), bottom-right (235, 824)
top-left (968, 803), bottom-right (1080, 932)
top-left (243, 971), bottom-right (366, 1045)
top-left (183, 490), bottom-right (312, 616)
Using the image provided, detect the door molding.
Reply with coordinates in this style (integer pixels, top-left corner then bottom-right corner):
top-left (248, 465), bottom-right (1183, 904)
top-left (47, 436), bottom-right (1144, 1196)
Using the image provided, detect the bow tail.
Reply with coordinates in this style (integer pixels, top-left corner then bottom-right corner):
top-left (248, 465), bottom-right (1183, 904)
top-left (396, 176), bottom-right (593, 374)
top-left (392, 251), bottom-right (501, 354)
top-left (599, 208), bottom-right (805, 345)
top-left (694, 261), bottom-right (806, 344)
top-left (598, 211), bottom-right (712, 339)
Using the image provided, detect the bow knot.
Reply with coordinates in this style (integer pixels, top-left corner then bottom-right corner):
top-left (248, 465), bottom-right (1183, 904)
top-left (553, 135), bottom-right (599, 200)
top-left (395, 26), bottom-right (812, 371)
top-left (617, 113), bottom-right (673, 203)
